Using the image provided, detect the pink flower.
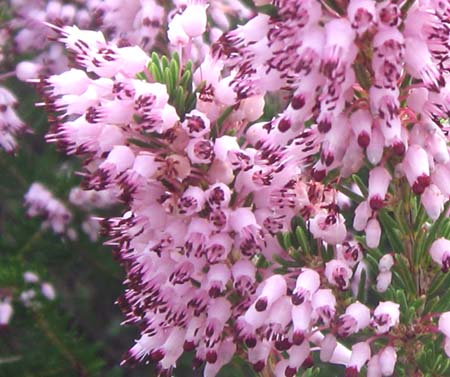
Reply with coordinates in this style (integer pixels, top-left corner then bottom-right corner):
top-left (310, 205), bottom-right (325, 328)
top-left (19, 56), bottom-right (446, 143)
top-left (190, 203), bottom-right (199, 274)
top-left (178, 186), bottom-right (206, 216)
top-left (337, 301), bottom-right (371, 336)
top-left (309, 210), bottom-right (346, 245)
top-left (182, 110), bottom-right (211, 138)
top-left (379, 253), bottom-right (395, 272)
top-left (286, 341), bottom-right (310, 375)
top-left (324, 259), bottom-right (353, 290)
top-left (350, 109), bottom-right (372, 148)
top-left (247, 340), bottom-right (271, 372)
top-left (379, 346), bottom-right (397, 376)
top-left (41, 282), bottom-right (56, 300)
top-left (371, 301), bottom-right (400, 334)
top-left (0, 299), bottom-right (13, 326)
top-left (421, 184), bottom-right (445, 220)
top-left (376, 271), bottom-right (392, 293)
top-left (365, 218), bottom-right (382, 249)
top-left (204, 264), bottom-right (231, 298)
top-left (204, 338), bottom-right (235, 377)
top-left (429, 238), bottom-right (450, 272)
top-left (312, 289), bottom-right (336, 325)
top-left (291, 302), bottom-right (312, 345)
top-left (354, 201), bottom-right (371, 232)
top-left (368, 167), bottom-right (391, 210)
top-left (346, 342), bottom-right (371, 375)
top-left (367, 354), bottom-right (382, 377)
top-left (253, 275), bottom-right (287, 312)
top-left (320, 333), bottom-right (337, 362)
top-left (347, 0), bottom-right (376, 34)
top-left (180, 2), bottom-right (208, 38)
top-left (231, 260), bottom-right (256, 296)
top-left (403, 144), bottom-right (431, 195)
top-left (292, 268), bottom-right (320, 305)
top-left (438, 312), bottom-right (450, 338)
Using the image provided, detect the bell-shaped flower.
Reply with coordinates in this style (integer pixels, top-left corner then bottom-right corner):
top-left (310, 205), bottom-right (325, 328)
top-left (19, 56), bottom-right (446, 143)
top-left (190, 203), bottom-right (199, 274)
top-left (405, 37), bottom-right (444, 92)
top-left (337, 301), bottom-right (371, 336)
top-left (181, 110), bottom-right (211, 138)
top-left (229, 207), bottom-right (263, 257)
top-left (350, 109), bottom-right (372, 148)
top-left (354, 201), bottom-right (371, 231)
top-left (321, 19), bottom-right (356, 79)
top-left (286, 341), bottom-right (310, 376)
top-left (312, 289), bottom-right (336, 325)
top-left (93, 145), bottom-right (135, 189)
top-left (439, 312), bottom-right (450, 338)
top-left (371, 301), bottom-right (400, 334)
top-left (309, 210), bottom-right (347, 245)
top-left (177, 186), bottom-right (205, 216)
top-left (336, 241), bottom-right (363, 267)
top-left (205, 233), bottom-right (233, 264)
top-left (346, 342), bottom-right (371, 375)
top-left (180, 1), bottom-right (208, 38)
top-left (379, 346), bottom-right (397, 376)
top-left (429, 238), bottom-right (450, 272)
top-left (320, 333), bottom-right (337, 362)
top-left (403, 144), bottom-right (431, 195)
top-left (263, 296), bottom-right (292, 348)
top-left (292, 268), bottom-right (321, 305)
top-left (185, 218), bottom-right (212, 257)
top-left (426, 131), bottom-right (449, 164)
top-left (421, 184), bottom-right (445, 220)
top-left (204, 298), bottom-right (232, 361)
top-left (231, 260), bottom-right (256, 296)
top-left (347, 0), bottom-right (376, 34)
top-left (432, 164), bottom-right (450, 197)
top-left (186, 138), bottom-right (214, 164)
top-left (158, 327), bottom-right (187, 371)
top-left (367, 354), bottom-right (382, 377)
top-left (325, 259), bottom-right (353, 290)
top-left (253, 275), bottom-right (287, 312)
top-left (204, 338), bottom-right (235, 377)
top-left (368, 167), bottom-right (391, 210)
top-left (206, 183), bottom-right (231, 209)
top-left (291, 301), bottom-right (313, 345)
top-left (204, 264), bottom-right (231, 298)
top-left (247, 339), bottom-right (271, 372)
top-left (168, 14), bottom-right (189, 46)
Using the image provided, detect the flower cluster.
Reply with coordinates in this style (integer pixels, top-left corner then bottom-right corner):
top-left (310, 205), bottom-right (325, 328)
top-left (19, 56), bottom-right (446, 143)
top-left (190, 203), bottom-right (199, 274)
top-left (0, 271), bottom-right (56, 328)
top-left (24, 182), bottom-right (74, 237)
top-left (0, 86), bottom-right (26, 152)
top-left (35, 0), bottom-right (450, 376)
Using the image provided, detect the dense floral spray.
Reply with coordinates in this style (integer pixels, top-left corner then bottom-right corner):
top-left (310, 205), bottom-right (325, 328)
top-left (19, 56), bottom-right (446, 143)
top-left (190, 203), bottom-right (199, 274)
top-left (4, 0), bottom-right (447, 376)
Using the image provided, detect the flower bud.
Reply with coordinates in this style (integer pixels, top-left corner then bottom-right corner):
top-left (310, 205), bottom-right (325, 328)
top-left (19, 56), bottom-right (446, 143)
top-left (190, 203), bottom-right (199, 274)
top-left (365, 218), bottom-right (381, 249)
top-left (379, 346), bottom-right (397, 376)
top-left (180, 3), bottom-right (208, 38)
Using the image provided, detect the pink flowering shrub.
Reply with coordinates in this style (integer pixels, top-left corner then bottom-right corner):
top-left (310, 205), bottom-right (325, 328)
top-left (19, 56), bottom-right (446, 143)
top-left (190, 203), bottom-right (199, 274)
top-left (2, 0), bottom-right (450, 376)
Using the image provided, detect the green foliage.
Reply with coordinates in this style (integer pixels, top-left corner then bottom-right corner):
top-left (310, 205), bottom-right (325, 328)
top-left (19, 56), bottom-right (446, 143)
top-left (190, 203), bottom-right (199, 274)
top-left (145, 52), bottom-right (197, 119)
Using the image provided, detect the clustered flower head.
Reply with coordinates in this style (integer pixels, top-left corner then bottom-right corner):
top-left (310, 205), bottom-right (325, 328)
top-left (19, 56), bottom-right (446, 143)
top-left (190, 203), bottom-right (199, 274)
top-left (34, 0), bottom-right (450, 376)
top-left (0, 86), bottom-right (26, 152)
top-left (0, 271), bottom-right (56, 328)
top-left (24, 182), bottom-right (74, 237)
